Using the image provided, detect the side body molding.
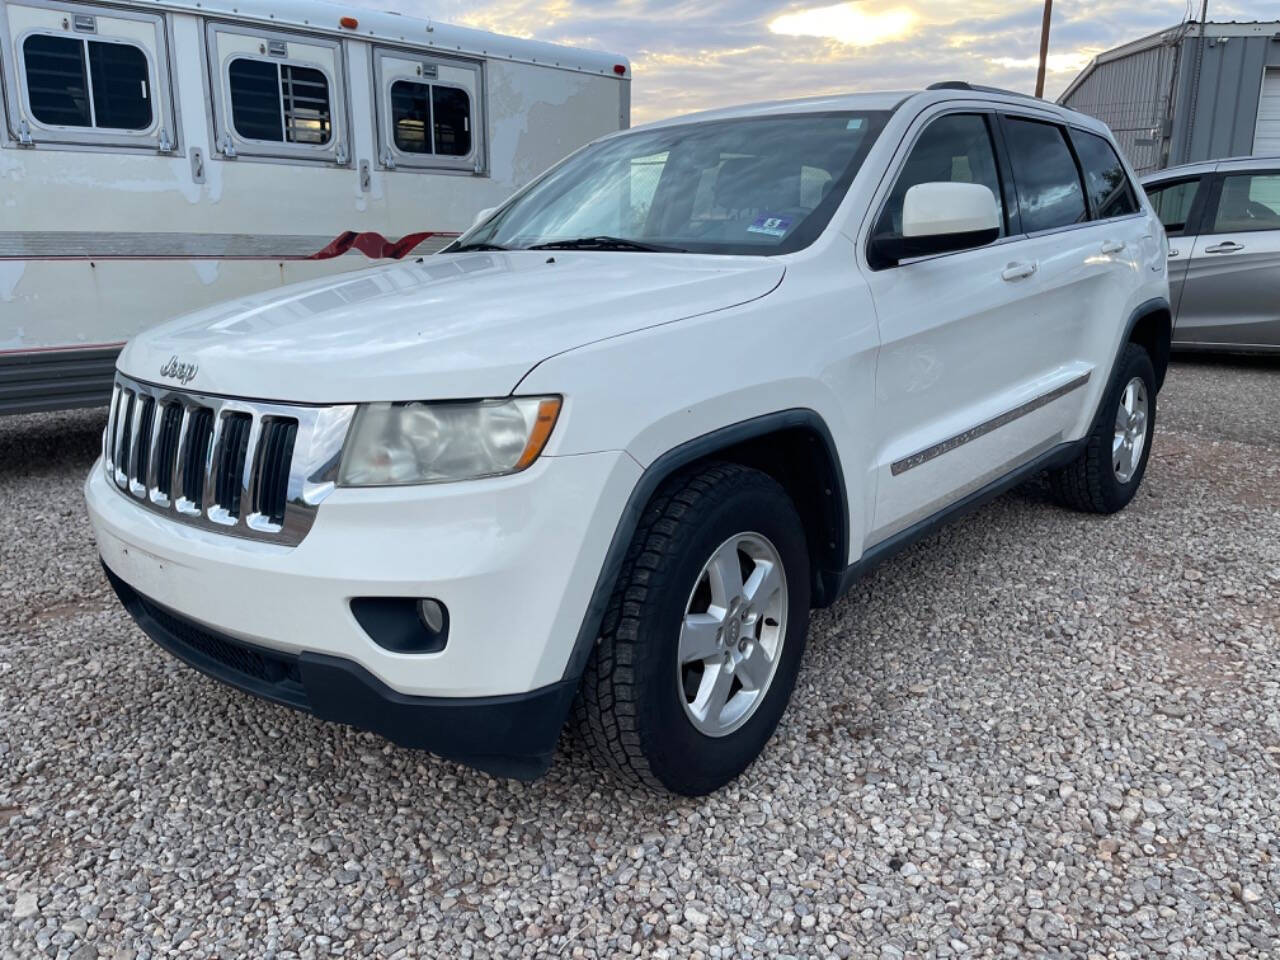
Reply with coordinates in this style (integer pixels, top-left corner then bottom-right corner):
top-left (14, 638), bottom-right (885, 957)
top-left (561, 409), bottom-right (850, 683)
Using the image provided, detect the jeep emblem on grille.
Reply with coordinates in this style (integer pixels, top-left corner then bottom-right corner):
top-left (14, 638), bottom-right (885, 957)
top-left (159, 356), bottom-right (198, 385)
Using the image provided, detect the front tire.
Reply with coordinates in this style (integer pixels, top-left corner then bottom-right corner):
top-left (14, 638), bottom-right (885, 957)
top-left (1050, 342), bottom-right (1157, 513)
top-left (573, 463), bottom-right (811, 795)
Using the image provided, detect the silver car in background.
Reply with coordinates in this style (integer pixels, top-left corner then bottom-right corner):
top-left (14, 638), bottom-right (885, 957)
top-left (1142, 157), bottom-right (1280, 353)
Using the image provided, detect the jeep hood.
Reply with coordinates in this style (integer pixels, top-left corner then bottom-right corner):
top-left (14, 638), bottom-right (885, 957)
top-left (118, 251), bottom-right (785, 403)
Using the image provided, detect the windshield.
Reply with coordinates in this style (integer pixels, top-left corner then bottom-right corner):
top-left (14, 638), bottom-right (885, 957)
top-left (458, 111), bottom-right (890, 256)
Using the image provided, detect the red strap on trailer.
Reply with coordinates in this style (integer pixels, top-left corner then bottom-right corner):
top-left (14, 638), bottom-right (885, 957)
top-left (307, 231), bottom-right (456, 260)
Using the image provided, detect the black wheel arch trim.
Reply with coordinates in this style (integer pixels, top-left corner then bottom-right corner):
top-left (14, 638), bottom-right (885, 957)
top-left (561, 408), bottom-right (850, 684)
top-left (1116, 296), bottom-right (1172, 394)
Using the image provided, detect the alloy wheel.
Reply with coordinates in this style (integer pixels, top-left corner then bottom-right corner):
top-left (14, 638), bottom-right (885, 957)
top-left (677, 532), bottom-right (788, 737)
top-left (1113, 376), bottom-right (1149, 483)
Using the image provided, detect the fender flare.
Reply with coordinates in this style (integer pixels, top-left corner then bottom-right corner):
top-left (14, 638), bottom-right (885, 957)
top-left (1117, 296), bottom-right (1172, 392)
top-left (561, 408), bottom-right (850, 683)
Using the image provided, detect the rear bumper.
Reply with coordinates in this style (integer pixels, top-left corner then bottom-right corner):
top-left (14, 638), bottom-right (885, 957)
top-left (104, 564), bottom-right (576, 780)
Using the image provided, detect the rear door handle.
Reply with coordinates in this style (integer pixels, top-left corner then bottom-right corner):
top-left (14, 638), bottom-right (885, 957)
top-left (1100, 240), bottom-right (1126, 254)
top-left (1001, 261), bottom-right (1037, 281)
top-left (1204, 241), bottom-right (1244, 254)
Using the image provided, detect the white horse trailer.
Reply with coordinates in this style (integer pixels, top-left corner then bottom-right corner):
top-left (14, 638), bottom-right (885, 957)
top-left (0, 0), bottom-right (630, 413)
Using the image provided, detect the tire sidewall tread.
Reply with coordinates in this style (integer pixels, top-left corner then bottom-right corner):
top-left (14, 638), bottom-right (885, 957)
top-left (573, 462), bottom-right (811, 796)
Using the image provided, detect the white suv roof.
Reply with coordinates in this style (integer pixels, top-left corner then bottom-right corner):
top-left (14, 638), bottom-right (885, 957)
top-left (635, 83), bottom-right (1110, 136)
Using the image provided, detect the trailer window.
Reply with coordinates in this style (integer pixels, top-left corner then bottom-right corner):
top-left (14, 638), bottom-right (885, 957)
top-left (390, 80), bottom-right (429, 152)
top-left (432, 86), bottom-right (470, 156)
top-left (228, 57), bottom-right (331, 145)
top-left (23, 34), bottom-right (151, 131)
top-left (390, 80), bottom-right (470, 156)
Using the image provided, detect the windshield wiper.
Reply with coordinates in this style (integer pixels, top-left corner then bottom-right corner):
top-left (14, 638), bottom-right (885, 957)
top-left (449, 241), bottom-right (510, 252)
top-left (526, 236), bottom-right (687, 253)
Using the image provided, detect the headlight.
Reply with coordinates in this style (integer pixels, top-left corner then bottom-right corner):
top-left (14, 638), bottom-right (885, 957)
top-left (338, 396), bottom-right (561, 486)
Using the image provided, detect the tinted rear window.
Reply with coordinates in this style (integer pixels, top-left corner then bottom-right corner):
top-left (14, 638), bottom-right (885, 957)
top-left (1002, 117), bottom-right (1087, 232)
top-left (1071, 130), bottom-right (1138, 219)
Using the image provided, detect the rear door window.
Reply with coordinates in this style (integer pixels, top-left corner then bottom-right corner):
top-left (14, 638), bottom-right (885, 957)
top-left (1070, 129), bottom-right (1139, 219)
top-left (1143, 178), bottom-right (1202, 236)
top-left (1210, 172), bottom-right (1280, 234)
top-left (1001, 116), bottom-right (1087, 233)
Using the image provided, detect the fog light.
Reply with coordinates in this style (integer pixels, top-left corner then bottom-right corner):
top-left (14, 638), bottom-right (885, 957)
top-left (417, 598), bottom-right (446, 634)
top-left (350, 597), bottom-right (449, 653)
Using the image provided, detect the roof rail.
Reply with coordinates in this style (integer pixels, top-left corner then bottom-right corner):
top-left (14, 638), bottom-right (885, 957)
top-left (927, 81), bottom-right (1039, 101)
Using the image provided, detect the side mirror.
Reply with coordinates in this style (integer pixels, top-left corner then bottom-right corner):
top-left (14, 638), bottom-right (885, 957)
top-left (868, 182), bottom-right (1000, 268)
top-left (472, 206), bottom-right (497, 228)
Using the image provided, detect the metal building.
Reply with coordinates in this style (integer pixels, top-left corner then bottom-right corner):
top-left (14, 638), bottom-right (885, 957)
top-left (1059, 20), bottom-right (1280, 174)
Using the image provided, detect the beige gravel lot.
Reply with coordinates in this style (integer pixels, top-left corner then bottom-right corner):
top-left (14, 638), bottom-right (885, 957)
top-left (1, 356), bottom-right (1278, 959)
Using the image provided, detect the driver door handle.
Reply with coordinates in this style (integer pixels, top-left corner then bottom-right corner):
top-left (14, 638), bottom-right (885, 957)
top-left (1001, 261), bottom-right (1038, 281)
top-left (1100, 240), bottom-right (1126, 254)
top-left (1204, 241), bottom-right (1244, 254)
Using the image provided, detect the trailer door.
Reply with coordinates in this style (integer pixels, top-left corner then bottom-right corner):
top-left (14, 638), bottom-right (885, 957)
top-left (373, 47), bottom-right (484, 175)
top-left (2, 0), bottom-right (176, 152)
top-left (205, 21), bottom-right (349, 166)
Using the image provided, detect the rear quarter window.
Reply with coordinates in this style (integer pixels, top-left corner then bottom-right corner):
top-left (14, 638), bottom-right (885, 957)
top-left (1070, 129), bottom-right (1139, 219)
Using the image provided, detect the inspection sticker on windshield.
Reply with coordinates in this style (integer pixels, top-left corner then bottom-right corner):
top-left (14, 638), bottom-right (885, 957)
top-left (747, 215), bottom-right (793, 238)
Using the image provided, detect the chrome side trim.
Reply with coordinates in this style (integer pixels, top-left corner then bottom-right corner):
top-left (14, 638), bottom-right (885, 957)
top-left (876, 434), bottom-right (1063, 543)
top-left (890, 372), bottom-right (1091, 476)
top-left (104, 373), bottom-right (356, 547)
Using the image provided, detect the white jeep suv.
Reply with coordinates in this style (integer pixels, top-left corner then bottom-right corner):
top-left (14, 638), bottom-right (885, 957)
top-left (86, 84), bottom-right (1170, 795)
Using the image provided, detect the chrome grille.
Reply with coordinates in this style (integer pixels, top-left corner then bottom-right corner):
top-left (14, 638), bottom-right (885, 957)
top-left (104, 374), bottom-right (356, 546)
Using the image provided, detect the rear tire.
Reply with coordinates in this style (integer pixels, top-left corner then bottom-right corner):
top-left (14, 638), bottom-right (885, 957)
top-left (572, 462), bottom-right (811, 796)
top-left (1050, 342), bottom-right (1156, 514)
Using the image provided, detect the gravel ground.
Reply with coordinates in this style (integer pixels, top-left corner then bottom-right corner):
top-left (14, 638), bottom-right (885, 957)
top-left (2, 357), bottom-right (1279, 959)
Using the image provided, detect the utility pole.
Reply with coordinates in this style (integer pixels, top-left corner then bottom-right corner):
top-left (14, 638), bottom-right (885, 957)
top-left (1034, 0), bottom-right (1053, 98)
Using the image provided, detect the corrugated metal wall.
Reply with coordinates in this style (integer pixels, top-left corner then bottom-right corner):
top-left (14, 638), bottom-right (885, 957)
top-left (1172, 34), bottom-right (1280, 164)
top-left (1061, 38), bottom-right (1181, 173)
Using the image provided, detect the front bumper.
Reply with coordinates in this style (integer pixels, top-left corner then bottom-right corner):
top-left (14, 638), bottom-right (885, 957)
top-left (86, 449), bottom-right (641, 773)
top-left (102, 565), bottom-right (576, 779)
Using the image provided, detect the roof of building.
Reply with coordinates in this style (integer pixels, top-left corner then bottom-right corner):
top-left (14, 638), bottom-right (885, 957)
top-left (1058, 20), bottom-right (1280, 104)
top-left (94, 0), bottom-right (628, 77)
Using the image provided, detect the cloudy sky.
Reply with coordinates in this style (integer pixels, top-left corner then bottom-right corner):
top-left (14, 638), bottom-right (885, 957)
top-left (356, 0), bottom-right (1258, 125)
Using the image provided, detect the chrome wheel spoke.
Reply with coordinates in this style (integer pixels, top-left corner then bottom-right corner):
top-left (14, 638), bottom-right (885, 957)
top-left (1115, 400), bottom-right (1130, 433)
top-left (742, 559), bottom-right (782, 613)
top-left (706, 540), bottom-right (745, 607)
top-left (680, 612), bottom-right (723, 664)
top-left (735, 643), bottom-right (773, 691)
top-left (693, 662), bottom-right (735, 727)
